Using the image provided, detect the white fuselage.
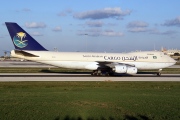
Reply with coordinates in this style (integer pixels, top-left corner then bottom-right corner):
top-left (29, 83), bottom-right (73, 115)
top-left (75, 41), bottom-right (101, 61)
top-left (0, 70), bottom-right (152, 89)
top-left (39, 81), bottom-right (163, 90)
top-left (11, 50), bottom-right (176, 71)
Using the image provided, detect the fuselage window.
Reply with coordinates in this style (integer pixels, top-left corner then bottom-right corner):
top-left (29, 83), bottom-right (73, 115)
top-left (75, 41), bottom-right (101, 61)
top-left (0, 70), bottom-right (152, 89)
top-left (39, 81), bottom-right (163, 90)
top-left (153, 56), bottom-right (157, 59)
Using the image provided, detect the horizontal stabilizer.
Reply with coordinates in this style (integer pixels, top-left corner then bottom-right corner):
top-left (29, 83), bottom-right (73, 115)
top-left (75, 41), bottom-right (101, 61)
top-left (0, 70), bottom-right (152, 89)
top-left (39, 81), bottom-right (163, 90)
top-left (14, 50), bottom-right (39, 57)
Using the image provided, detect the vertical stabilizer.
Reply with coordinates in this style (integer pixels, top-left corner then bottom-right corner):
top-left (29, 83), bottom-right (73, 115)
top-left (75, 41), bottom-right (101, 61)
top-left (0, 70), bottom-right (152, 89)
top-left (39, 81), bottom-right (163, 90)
top-left (5, 22), bottom-right (47, 51)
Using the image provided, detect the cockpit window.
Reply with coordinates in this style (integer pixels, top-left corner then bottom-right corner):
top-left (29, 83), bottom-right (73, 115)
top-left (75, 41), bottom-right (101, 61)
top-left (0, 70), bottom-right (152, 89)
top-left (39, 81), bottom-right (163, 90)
top-left (164, 53), bottom-right (167, 55)
top-left (153, 56), bottom-right (157, 59)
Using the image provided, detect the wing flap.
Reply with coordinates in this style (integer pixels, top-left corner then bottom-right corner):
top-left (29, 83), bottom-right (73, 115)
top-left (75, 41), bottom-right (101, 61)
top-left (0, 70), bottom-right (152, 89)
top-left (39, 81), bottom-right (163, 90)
top-left (96, 61), bottom-right (135, 68)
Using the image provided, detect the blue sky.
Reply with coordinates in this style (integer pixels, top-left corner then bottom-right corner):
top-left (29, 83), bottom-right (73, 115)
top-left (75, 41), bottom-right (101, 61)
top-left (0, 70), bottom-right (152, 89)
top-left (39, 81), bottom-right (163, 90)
top-left (0, 0), bottom-right (180, 55)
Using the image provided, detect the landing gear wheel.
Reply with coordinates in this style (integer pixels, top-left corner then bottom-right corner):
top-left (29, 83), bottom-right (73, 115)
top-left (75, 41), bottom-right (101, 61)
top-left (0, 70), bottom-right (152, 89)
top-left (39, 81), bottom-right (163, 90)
top-left (91, 73), bottom-right (95, 76)
top-left (91, 70), bottom-right (102, 76)
top-left (157, 69), bottom-right (162, 76)
top-left (91, 70), bottom-right (97, 76)
top-left (91, 70), bottom-right (113, 76)
top-left (157, 72), bottom-right (161, 76)
top-left (105, 72), bottom-right (109, 76)
top-left (97, 73), bottom-right (102, 76)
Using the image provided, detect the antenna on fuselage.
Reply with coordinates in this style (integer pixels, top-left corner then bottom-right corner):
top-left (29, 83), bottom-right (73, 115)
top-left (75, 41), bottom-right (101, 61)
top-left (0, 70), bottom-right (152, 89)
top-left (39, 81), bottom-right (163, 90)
top-left (54, 47), bottom-right (58, 52)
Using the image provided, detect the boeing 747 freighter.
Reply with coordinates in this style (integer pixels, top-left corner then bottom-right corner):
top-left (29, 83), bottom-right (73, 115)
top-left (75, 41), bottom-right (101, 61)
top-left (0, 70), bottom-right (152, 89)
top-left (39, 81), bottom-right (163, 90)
top-left (5, 22), bottom-right (176, 76)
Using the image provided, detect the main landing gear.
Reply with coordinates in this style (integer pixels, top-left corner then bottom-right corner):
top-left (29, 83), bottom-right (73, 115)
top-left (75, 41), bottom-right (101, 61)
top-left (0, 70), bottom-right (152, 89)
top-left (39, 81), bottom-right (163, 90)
top-left (91, 70), bottom-right (114, 76)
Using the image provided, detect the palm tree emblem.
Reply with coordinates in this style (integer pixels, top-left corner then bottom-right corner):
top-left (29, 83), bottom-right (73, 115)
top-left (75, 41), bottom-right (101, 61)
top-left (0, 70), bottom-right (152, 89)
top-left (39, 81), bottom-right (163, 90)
top-left (13, 32), bottom-right (28, 48)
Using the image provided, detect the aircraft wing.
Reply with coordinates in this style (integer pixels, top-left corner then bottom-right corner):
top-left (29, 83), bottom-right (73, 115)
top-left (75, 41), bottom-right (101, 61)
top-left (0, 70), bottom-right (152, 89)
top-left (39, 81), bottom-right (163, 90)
top-left (96, 61), bottom-right (135, 68)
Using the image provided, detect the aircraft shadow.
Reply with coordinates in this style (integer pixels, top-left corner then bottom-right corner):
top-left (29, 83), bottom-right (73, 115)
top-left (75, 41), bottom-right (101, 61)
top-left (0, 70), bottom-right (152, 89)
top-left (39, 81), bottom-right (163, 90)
top-left (54, 114), bottom-right (151, 120)
top-left (39, 69), bottom-right (180, 77)
top-left (40, 69), bottom-right (91, 74)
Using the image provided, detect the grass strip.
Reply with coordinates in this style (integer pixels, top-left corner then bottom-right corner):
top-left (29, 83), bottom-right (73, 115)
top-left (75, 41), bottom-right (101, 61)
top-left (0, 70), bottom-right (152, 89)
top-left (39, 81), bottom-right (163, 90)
top-left (0, 82), bottom-right (180, 120)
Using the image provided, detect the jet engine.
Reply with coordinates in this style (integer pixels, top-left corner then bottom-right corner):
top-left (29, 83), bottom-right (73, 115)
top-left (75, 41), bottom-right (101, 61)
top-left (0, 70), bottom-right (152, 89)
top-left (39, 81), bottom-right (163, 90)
top-left (113, 65), bottom-right (138, 74)
top-left (113, 65), bottom-right (127, 73)
top-left (126, 67), bottom-right (137, 74)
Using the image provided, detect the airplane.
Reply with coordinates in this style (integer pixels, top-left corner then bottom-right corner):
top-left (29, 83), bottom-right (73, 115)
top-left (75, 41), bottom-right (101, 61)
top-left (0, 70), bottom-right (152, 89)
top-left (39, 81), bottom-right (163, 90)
top-left (5, 22), bottom-right (176, 76)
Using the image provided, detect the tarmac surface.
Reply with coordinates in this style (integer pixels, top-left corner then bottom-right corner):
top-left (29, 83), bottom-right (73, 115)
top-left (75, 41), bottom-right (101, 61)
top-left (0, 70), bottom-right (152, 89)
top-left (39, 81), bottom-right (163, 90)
top-left (0, 61), bottom-right (180, 82)
top-left (0, 73), bottom-right (180, 82)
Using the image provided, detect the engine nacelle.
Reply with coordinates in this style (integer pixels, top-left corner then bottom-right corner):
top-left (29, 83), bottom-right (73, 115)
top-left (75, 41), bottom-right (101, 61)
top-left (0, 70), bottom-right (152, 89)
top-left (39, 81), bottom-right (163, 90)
top-left (114, 65), bottom-right (127, 73)
top-left (126, 67), bottom-right (137, 74)
top-left (114, 65), bottom-right (138, 74)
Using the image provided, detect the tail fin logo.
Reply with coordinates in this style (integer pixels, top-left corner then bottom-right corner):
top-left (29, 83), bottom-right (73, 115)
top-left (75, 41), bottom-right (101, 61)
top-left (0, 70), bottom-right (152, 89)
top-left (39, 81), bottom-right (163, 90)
top-left (13, 32), bottom-right (28, 48)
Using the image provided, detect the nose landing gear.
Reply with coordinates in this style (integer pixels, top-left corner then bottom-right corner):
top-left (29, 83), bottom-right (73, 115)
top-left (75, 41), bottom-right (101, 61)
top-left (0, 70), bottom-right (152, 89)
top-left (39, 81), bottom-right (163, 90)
top-left (157, 69), bottom-right (162, 76)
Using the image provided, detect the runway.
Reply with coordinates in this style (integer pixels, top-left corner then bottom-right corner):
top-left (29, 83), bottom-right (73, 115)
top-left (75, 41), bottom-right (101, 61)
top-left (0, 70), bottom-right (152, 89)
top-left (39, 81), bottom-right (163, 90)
top-left (0, 73), bottom-right (180, 81)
